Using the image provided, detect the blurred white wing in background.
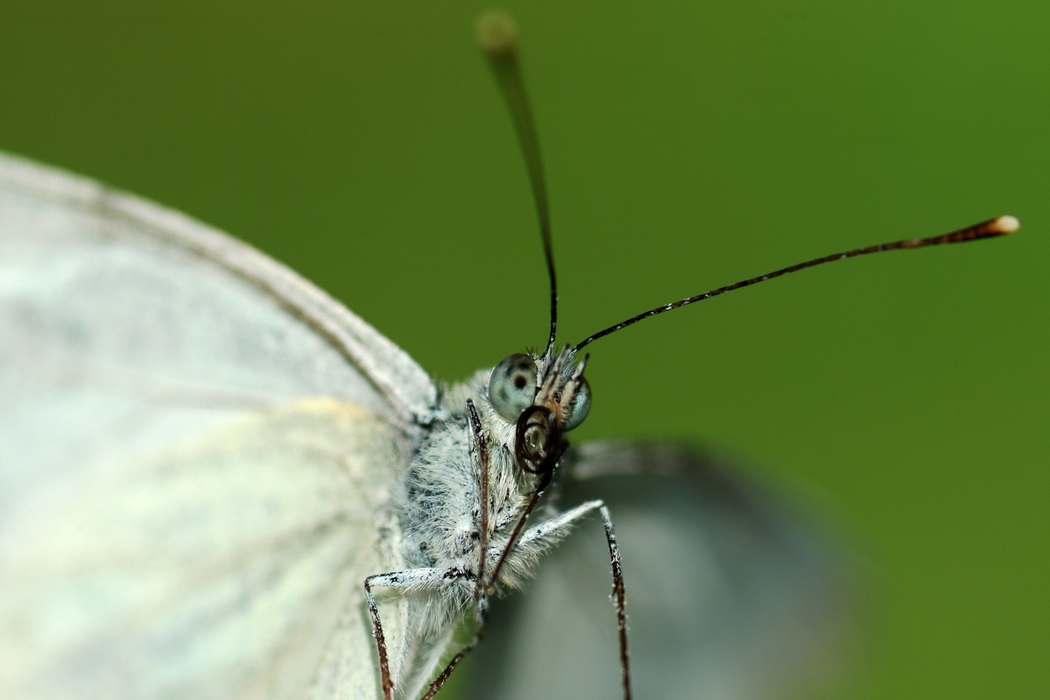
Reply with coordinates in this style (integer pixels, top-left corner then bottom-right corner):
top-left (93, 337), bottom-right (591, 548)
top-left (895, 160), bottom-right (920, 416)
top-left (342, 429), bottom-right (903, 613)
top-left (466, 442), bottom-right (856, 700)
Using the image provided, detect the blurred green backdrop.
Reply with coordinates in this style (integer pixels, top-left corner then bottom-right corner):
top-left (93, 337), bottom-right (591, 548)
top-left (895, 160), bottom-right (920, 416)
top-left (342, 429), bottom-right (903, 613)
top-left (1, 1), bottom-right (1046, 698)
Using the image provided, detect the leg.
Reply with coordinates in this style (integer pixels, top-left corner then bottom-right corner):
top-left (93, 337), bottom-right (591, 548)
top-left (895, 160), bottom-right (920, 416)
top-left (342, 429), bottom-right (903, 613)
top-left (600, 504), bottom-right (632, 700)
top-left (419, 630), bottom-right (482, 700)
top-left (364, 567), bottom-right (474, 700)
top-left (419, 586), bottom-right (490, 700)
top-left (465, 399), bottom-right (491, 603)
top-left (515, 500), bottom-right (633, 700)
top-left (516, 498), bottom-right (602, 546)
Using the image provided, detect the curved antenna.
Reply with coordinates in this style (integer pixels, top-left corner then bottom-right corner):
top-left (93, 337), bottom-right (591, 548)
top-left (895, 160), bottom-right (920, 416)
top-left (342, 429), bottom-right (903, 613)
top-left (576, 215), bottom-right (1019, 351)
top-left (476, 10), bottom-right (558, 357)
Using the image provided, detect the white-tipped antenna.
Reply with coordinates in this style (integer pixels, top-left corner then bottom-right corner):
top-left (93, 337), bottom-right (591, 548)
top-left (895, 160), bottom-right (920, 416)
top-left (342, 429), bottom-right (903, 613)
top-left (575, 216), bottom-right (1020, 350)
top-left (476, 10), bottom-right (559, 358)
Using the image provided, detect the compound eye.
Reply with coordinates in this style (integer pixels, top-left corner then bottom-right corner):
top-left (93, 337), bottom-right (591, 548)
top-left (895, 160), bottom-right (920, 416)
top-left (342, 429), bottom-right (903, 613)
top-left (488, 353), bottom-right (538, 422)
top-left (561, 376), bottom-right (591, 431)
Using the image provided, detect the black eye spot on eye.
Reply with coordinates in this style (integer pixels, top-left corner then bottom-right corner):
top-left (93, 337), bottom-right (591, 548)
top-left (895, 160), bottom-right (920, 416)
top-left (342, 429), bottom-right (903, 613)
top-left (489, 353), bottom-right (539, 421)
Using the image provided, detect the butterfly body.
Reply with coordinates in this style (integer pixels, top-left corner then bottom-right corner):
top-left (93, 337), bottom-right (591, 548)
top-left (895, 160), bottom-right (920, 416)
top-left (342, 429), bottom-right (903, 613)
top-left (377, 351), bottom-right (600, 698)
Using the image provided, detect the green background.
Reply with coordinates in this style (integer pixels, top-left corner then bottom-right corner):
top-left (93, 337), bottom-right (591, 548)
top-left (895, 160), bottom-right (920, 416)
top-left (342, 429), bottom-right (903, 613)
top-left (1, 1), bottom-right (1046, 698)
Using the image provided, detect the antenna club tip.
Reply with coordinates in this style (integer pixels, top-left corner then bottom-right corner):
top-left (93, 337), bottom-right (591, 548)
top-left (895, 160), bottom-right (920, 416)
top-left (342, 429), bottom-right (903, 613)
top-left (475, 9), bottom-right (519, 58)
top-left (993, 215), bottom-right (1020, 234)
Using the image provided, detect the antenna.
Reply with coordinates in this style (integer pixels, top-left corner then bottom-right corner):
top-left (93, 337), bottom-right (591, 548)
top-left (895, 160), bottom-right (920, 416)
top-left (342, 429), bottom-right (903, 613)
top-left (476, 10), bottom-right (559, 358)
top-left (575, 215), bottom-right (1020, 350)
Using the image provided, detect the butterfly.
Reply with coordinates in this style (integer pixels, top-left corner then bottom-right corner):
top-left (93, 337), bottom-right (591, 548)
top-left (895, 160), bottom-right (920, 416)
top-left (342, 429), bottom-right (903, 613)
top-left (0, 10), bottom-right (1016, 700)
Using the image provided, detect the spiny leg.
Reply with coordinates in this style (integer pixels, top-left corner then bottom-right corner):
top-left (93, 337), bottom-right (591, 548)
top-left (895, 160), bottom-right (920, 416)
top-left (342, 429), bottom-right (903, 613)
top-left (465, 399), bottom-right (491, 605)
top-left (419, 627), bottom-right (484, 700)
top-left (600, 504), bottom-right (632, 700)
top-left (418, 579), bottom-right (491, 700)
top-left (364, 576), bottom-right (394, 700)
top-left (364, 567), bottom-right (474, 700)
top-left (515, 499), bottom-right (633, 700)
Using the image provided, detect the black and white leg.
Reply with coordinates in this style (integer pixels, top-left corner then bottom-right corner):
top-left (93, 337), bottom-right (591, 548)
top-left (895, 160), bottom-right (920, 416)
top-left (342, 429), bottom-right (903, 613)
top-left (465, 399), bottom-right (491, 607)
top-left (418, 630), bottom-right (483, 700)
top-left (517, 500), bottom-right (633, 700)
top-left (364, 567), bottom-right (477, 700)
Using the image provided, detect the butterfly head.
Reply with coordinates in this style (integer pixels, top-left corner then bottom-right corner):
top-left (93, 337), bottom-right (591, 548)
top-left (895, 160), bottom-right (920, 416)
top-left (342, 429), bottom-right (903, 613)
top-left (487, 346), bottom-right (590, 476)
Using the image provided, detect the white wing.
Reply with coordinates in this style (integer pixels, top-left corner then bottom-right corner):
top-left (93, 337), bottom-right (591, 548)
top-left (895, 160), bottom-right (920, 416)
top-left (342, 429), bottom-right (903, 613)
top-left (466, 442), bottom-right (856, 700)
top-left (0, 152), bottom-right (435, 699)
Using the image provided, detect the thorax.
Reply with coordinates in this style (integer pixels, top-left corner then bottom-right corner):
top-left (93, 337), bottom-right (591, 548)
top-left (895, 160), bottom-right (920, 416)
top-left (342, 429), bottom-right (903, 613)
top-left (397, 370), bottom-right (542, 587)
